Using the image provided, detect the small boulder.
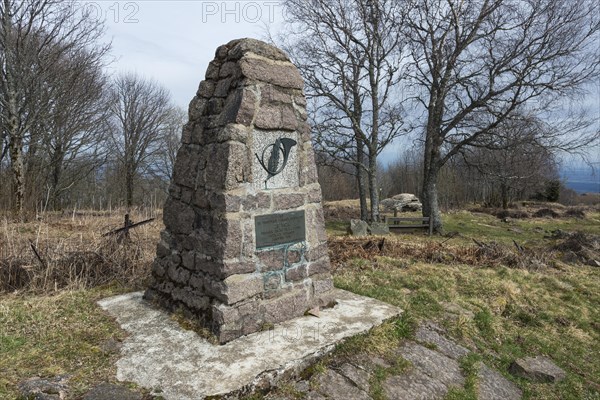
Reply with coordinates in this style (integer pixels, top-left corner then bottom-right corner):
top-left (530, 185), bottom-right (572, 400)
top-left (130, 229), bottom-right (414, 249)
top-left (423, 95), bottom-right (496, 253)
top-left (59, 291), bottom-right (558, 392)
top-left (18, 376), bottom-right (69, 400)
top-left (381, 193), bottom-right (423, 212)
top-left (349, 219), bottom-right (368, 237)
top-left (478, 363), bottom-right (523, 400)
top-left (369, 222), bottom-right (390, 236)
top-left (509, 356), bottom-right (566, 383)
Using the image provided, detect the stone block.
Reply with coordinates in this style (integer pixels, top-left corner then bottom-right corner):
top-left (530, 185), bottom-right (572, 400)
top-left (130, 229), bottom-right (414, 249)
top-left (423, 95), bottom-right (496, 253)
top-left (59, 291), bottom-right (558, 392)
top-left (205, 61), bottom-right (220, 80)
top-left (197, 80), bottom-right (215, 98)
top-left (261, 85), bottom-right (293, 104)
top-left (215, 124), bottom-right (249, 144)
top-left (214, 77), bottom-right (234, 98)
top-left (212, 303), bottom-right (240, 325)
top-left (220, 88), bottom-right (257, 126)
top-left (167, 264), bottom-right (190, 284)
top-left (188, 96), bottom-right (207, 120)
top-left (307, 259), bottom-right (330, 276)
top-left (285, 264), bottom-right (307, 282)
top-left (257, 249), bottom-right (285, 272)
top-left (163, 198), bottom-right (195, 235)
top-left (151, 260), bottom-right (166, 278)
top-left (273, 192), bottom-right (305, 210)
top-left (207, 98), bottom-right (223, 115)
top-left (350, 219), bottom-right (369, 237)
top-left (241, 192), bottom-right (271, 211)
top-left (223, 273), bottom-right (264, 305)
top-left (286, 249), bottom-right (302, 264)
top-left (264, 272), bottom-right (283, 291)
top-left (219, 61), bottom-right (241, 78)
top-left (255, 103), bottom-right (298, 131)
top-left (172, 145), bottom-right (203, 189)
top-left (221, 260), bottom-right (256, 277)
top-left (306, 243), bottom-right (328, 262)
top-left (227, 38), bottom-right (290, 61)
top-left (181, 251), bottom-right (195, 270)
top-left (261, 288), bottom-right (308, 324)
top-left (312, 275), bottom-right (334, 295)
top-left (239, 56), bottom-right (304, 90)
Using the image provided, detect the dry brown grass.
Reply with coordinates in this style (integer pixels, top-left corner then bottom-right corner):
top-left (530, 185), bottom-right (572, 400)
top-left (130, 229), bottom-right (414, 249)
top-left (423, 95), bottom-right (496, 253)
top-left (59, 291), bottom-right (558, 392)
top-left (0, 209), bottom-right (161, 293)
top-left (327, 236), bottom-right (554, 272)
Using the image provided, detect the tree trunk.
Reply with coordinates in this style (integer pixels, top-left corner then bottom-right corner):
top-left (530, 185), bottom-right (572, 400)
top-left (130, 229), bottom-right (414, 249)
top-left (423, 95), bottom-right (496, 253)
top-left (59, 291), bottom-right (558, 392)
top-left (501, 182), bottom-right (509, 210)
top-left (356, 139), bottom-right (368, 221)
top-left (8, 133), bottom-right (25, 221)
top-left (125, 165), bottom-right (134, 211)
top-left (421, 134), bottom-right (443, 234)
top-left (50, 153), bottom-right (64, 210)
top-left (368, 153), bottom-right (379, 222)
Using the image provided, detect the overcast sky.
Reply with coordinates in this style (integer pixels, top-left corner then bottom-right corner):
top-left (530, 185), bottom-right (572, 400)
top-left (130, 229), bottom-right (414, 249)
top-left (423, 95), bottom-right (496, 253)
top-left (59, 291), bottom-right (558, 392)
top-left (89, 0), bottom-right (283, 108)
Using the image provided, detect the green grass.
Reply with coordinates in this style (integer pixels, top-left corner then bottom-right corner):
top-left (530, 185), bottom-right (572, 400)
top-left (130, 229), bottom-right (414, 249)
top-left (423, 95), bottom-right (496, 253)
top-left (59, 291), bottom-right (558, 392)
top-left (0, 285), bottom-right (131, 399)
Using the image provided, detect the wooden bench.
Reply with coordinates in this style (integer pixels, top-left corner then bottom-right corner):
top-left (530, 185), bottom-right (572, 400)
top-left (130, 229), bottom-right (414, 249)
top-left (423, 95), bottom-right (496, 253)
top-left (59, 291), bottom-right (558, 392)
top-left (384, 215), bottom-right (433, 236)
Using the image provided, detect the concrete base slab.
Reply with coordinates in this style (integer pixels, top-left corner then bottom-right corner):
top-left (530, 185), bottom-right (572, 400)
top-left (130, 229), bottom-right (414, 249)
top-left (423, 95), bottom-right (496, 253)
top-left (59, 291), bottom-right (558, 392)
top-left (98, 289), bottom-right (402, 400)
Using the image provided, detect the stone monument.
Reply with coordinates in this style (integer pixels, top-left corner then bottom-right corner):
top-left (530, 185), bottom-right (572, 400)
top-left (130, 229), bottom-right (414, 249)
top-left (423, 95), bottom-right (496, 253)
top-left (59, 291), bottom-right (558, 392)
top-left (145, 38), bottom-right (334, 344)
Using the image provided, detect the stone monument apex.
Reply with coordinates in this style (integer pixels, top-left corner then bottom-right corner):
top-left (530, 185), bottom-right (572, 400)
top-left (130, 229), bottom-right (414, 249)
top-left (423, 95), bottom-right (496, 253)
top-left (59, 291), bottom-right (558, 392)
top-left (145, 38), bottom-right (333, 343)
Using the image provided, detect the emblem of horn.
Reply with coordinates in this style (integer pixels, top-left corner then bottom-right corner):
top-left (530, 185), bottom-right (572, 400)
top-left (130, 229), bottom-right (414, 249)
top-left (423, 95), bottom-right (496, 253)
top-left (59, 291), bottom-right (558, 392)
top-left (255, 137), bottom-right (297, 188)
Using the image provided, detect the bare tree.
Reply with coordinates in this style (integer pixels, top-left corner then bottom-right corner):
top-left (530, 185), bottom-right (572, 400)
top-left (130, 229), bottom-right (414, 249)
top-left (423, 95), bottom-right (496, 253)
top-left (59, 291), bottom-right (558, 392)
top-left (149, 106), bottom-right (186, 184)
top-left (462, 116), bottom-right (558, 209)
top-left (107, 73), bottom-right (174, 210)
top-left (406, 0), bottom-right (600, 232)
top-left (41, 47), bottom-right (109, 209)
top-left (0, 0), bottom-right (109, 219)
top-left (278, 0), bottom-right (409, 222)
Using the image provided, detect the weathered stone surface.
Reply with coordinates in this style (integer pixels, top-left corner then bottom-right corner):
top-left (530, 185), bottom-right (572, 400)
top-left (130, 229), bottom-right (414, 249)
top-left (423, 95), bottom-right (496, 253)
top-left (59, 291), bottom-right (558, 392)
top-left (369, 222), bottom-right (390, 236)
top-left (397, 342), bottom-right (465, 389)
top-left (83, 383), bottom-right (142, 400)
top-left (478, 363), bottom-right (523, 400)
top-left (227, 38), bottom-right (290, 61)
top-left (415, 321), bottom-right (470, 360)
top-left (350, 219), bottom-right (369, 236)
top-left (509, 356), bottom-right (566, 383)
top-left (384, 368), bottom-right (449, 400)
top-left (339, 363), bottom-right (371, 392)
top-left (223, 273), bottom-right (264, 304)
top-left (239, 56), bottom-right (304, 89)
top-left (18, 376), bottom-right (69, 400)
top-left (285, 264), bottom-right (307, 282)
top-left (163, 198), bottom-right (195, 235)
top-left (381, 193), bottom-right (423, 212)
top-left (273, 192), bottom-right (305, 210)
top-left (257, 249), bottom-right (285, 271)
top-left (255, 103), bottom-right (298, 131)
top-left (314, 370), bottom-right (371, 400)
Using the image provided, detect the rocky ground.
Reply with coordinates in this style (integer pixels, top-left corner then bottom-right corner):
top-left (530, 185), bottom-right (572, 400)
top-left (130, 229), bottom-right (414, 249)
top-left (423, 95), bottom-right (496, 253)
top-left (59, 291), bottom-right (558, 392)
top-left (19, 316), bottom-right (568, 400)
top-left (263, 320), bottom-right (530, 400)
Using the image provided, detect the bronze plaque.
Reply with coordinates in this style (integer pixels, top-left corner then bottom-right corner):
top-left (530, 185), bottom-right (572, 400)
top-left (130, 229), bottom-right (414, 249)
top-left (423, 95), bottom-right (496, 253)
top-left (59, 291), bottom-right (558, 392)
top-left (255, 210), bottom-right (306, 249)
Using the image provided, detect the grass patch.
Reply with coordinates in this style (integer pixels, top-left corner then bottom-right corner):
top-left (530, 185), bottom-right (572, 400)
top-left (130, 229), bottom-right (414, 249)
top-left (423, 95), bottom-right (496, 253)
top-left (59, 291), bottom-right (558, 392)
top-left (0, 286), bottom-right (129, 399)
top-left (369, 356), bottom-right (411, 400)
top-left (445, 353), bottom-right (481, 400)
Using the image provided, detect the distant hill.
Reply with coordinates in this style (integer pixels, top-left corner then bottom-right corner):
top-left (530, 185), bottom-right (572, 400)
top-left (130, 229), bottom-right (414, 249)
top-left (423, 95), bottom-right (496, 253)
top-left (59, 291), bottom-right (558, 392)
top-left (561, 168), bottom-right (600, 194)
